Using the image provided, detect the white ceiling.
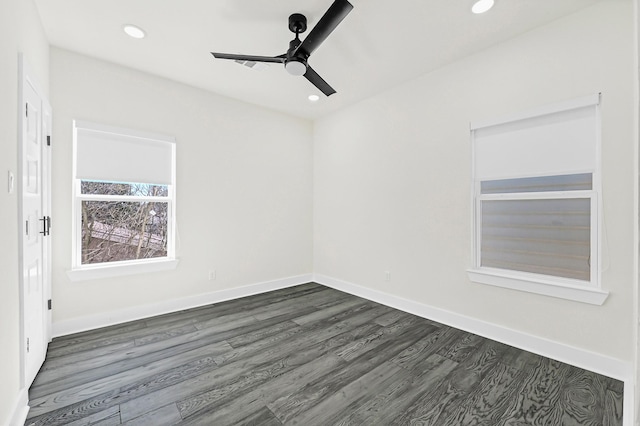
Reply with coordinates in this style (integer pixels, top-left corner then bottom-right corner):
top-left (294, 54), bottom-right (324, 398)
top-left (35, 0), bottom-right (603, 120)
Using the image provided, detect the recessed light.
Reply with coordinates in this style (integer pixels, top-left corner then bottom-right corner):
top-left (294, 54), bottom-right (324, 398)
top-left (472, 0), bottom-right (494, 14)
top-left (123, 24), bottom-right (146, 39)
top-left (308, 94), bottom-right (320, 102)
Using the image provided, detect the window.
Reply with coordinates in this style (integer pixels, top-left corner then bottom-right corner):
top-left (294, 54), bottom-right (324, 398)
top-left (69, 121), bottom-right (177, 280)
top-left (468, 94), bottom-right (608, 305)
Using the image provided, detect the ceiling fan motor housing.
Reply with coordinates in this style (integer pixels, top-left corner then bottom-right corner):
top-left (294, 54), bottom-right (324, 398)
top-left (285, 22), bottom-right (309, 76)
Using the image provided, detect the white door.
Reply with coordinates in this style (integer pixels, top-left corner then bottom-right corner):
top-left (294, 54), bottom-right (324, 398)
top-left (42, 100), bottom-right (53, 343)
top-left (20, 60), bottom-right (51, 388)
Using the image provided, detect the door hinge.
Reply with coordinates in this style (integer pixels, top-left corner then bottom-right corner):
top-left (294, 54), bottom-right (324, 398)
top-left (48, 299), bottom-right (52, 310)
top-left (27, 338), bottom-right (30, 353)
top-left (40, 216), bottom-right (51, 236)
top-left (47, 135), bottom-right (51, 146)
top-left (25, 103), bottom-right (28, 117)
top-left (25, 219), bottom-right (29, 236)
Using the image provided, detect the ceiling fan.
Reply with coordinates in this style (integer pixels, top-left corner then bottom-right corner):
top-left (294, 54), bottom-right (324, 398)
top-left (210, 0), bottom-right (354, 97)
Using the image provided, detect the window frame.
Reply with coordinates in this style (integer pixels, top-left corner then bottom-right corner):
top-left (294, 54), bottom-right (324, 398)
top-left (467, 95), bottom-right (608, 305)
top-left (68, 121), bottom-right (178, 281)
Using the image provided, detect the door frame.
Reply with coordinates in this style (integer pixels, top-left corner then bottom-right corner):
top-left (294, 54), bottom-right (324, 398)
top-left (17, 53), bottom-right (52, 389)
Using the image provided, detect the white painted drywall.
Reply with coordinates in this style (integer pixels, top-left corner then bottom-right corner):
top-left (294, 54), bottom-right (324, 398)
top-left (49, 48), bottom-right (313, 324)
top-left (0, 0), bottom-right (49, 423)
top-left (314, 1), bottom-right (636, 363)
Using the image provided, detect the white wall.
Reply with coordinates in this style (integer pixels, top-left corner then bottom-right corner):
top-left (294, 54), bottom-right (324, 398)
top-left (49, 48), bottom-right (313, 324)
top-left (0, 0), bottom-right (49, 423)
top-left (314, 0), bottom-right (636, 363)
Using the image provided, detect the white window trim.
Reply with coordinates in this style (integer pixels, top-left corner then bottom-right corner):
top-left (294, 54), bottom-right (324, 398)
top-left (67, 258), bottom-right (179, 282)
top-left (68, 121), bottom-right (178, 280)
top-left (467, 95), bottom-right (608, 305)
top-left (467, 268), bottom-right (609, 305)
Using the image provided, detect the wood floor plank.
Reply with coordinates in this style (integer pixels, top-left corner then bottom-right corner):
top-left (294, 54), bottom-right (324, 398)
top-left (553, 368), bottom-right (608, 426)
top-left (46, 320), bottom-right (147, 351)
top-left (333, 353), bottom-right (459, 426)
top-left (30, 333), bottom-right (232, 398)
top-left (28, 342), bottom-right (223, 418)
top-left (26, 354), bottom-right (219, 426)
top-left (176, 353), bottom-right (346, 426)
top-left (46, 317), bottom-right (214, 360)
top-left (44, 336), bottom-right (137, 360)
top-left (121, 403), bottom-right (182, 426)
top-left (91, 415), bottom-right (123, 426)
top-left (372, 308), bottom-right (413, 327)
top-left (191, 308), bottom-right (261, 331)
top-left (34, 339), bottom-right (138, 383)
top-left (392, 339), bottom-right (510, 425)
top-left (291, 297), bottom-right (370, 326)
top-left (604, 387), bottom-right (624, 426)
top-left (389, 325), bottom-right (463, 370)
top-left (495, 357), bottom-right (573, 426)
top-left (335, 316), bottom-right (434, 363)
top-left (133, 323), bottom-right (198, 346)
top-left (226, 319), bottom-right (299, 348)
top-left (175, 353), bottom-right (310, 422)
top-left (138, 283), bottom-right (324, 331)
top-left (235, 406), bottom-right (283, 426)
top-left (440, 362), bottom-right (522, 426)
top-left (57, 405), bottom-right (121, 426)
top-left (213, 303), bottom-right (387, 370)
top-left (26, 283), bottom-right (624, 426)
top-left (250, 288), bottom-right (352, 321)
top-left (177, 323), bottom-right (380, 421)
top-left (290, 361), bottom-right (409, 425)
top-left (267, 324), bottom-right (426, 424)
top-left (120, 309), bottom-right (383, 422)
top-left (436, 331), bottom-right (485, 363)
top-left (33, 306), bottom-right (315, 392)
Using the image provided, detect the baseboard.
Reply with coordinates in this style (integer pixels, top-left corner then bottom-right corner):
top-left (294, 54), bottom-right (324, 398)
top-left (7, 387), bottom-right (29, 426)
top-left (52, 273), bottom-right (313, 338)
top-left (313, 273), bottom-right (635, 426)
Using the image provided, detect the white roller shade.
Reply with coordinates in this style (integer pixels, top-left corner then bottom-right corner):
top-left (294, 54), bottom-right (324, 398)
top-left (472, 94), bottom-right (599, 180)
top-left (74, 121), bottom-right (175, 185)
top-left (480, 198), bottom-right (592, 281)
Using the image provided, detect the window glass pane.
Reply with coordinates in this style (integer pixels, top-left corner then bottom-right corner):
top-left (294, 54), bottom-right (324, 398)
top-left (481, 173), bottom-right (592, 194)
top-left (481, 198), bottom-right (590, 281)
top-left (81, 180), bottom-right (168, 197)
top-left (81, 200), bottom-right (168, 264)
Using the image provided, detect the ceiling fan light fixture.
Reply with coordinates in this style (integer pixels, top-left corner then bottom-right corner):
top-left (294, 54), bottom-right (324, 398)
top-left (123, 24), bottom-right (146, 39)
top-left (285, 59), bottom-right (307, 76)
top-left (472, 0), bottom-right (494, 14)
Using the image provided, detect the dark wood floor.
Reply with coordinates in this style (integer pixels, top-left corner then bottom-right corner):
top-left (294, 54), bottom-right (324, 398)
top-left (25, 283), bottom-right (623, 426)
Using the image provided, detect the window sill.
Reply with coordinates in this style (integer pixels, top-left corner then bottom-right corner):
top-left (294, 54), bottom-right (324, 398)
top-left (467, 268), bottom-right (608, 305)
top-left (67, 258), bottom-right (179, 282)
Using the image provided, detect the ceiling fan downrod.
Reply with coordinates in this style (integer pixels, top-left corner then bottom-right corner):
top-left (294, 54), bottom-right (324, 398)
top-left (285, 14), bottom-right (309, 76)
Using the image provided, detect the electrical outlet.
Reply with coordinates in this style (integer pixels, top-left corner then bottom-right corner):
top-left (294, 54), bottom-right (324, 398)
top-left (385, 271), bottom-right (391, 282)
top-left (208, 270), bottom-right (216, 281)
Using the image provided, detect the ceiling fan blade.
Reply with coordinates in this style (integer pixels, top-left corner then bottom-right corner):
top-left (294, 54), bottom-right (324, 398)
top-left (211, 52), bottom-right (285, 64)
top-left (304, 66), bottom-right (336, 96)
top-left (297, 0), bottom-right (353, 57)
